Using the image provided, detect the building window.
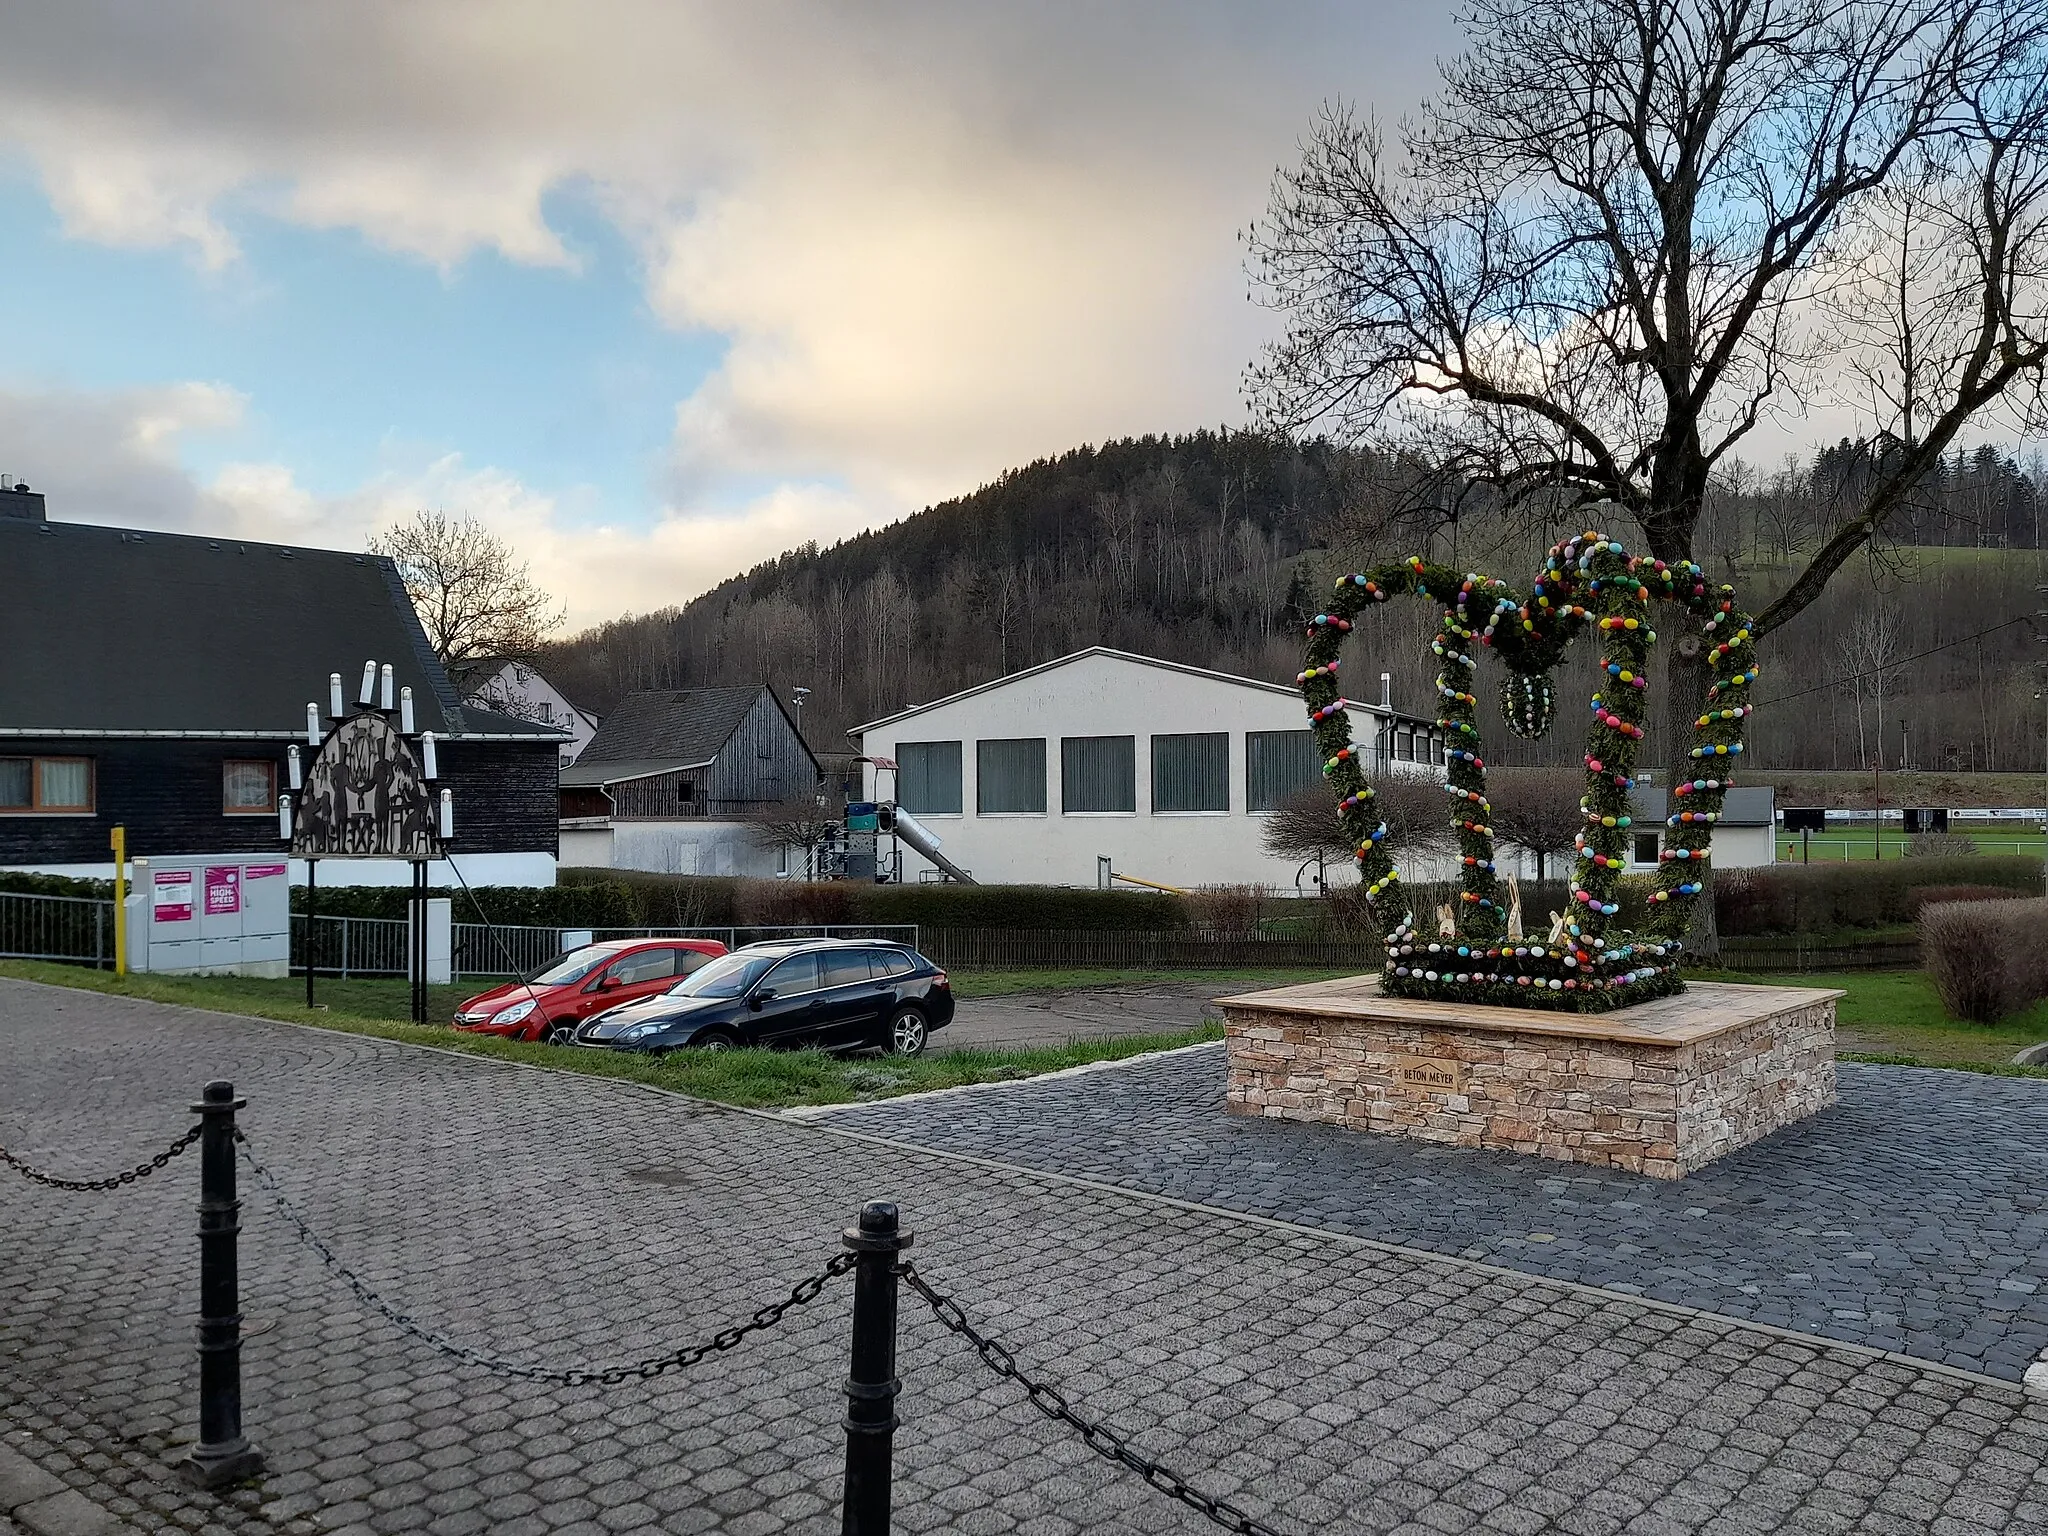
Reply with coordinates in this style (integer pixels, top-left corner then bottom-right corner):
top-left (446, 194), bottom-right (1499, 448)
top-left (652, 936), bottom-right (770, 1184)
top-left (898, 741), bottom-right (963, 815)
top-left (677, 779), bottom-right (695, 807)
top-left (1062, 736), bottom-right (1136, 814)
top-left (977, 738), bottom-right (1046, 814)
top-left (1246, 730), bottom-right (1320, 812)
top-left (0, 756), bottom-right (94, 814)
top-left (1394, 730), bottom-right (1413, 762)
top-left (1151, 733), bottom-right (1228, 812)
top-left (1633, 831), bottom-right (1661, 865)
top-left (223, 760), bottom-right (278, 815)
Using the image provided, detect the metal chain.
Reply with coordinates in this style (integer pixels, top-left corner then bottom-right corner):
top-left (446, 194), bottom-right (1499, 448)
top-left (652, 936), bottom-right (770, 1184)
top-left (0, 1123), bottom-right (203, 1191)
top-left (235, 1131), bottom-right (852, 1385)
top-left (899, 1263), bottom-right (1292, 1536)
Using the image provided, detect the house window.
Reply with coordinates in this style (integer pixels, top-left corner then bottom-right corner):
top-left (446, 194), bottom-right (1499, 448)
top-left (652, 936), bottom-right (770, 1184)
top-left (1062, 736), bottom-right (1136, 814)
top-left (0, 756), bottom-right (94, 814)
top-left (223, 760), bottom-right (278, 815)
top-left (1151, 733), bottom-right (1228, 812)
top-left (1633, 831), bottom-right (1661, 865)
top-left (1246, 731), bottom-right (1320, 812)
top-left (977, 738), bottom-right (1046, 814)
top-left (677, 779), bottom-right (696, 807)
top-left (898, 741), bottom-right (963, 815)
top-left (1395, 730), bottom-right (1413, 762)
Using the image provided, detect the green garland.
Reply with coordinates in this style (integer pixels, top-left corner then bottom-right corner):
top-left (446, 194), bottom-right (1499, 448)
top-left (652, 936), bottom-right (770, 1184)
top-left (1300, 530), bottom-right (1757, 1013)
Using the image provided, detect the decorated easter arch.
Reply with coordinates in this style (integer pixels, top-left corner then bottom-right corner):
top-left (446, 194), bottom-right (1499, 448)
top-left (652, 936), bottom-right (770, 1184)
top-left (1298, 530), bottom-right (1758, 1014)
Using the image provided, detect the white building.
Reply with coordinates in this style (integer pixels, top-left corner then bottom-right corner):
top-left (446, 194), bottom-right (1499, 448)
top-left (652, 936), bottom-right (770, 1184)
top-left (1627, 785), bottom-right (1776, 871)
top-left (465, 661), bottom-right (600, 765)
top-left (851, 648), bottom-right (1441, 890)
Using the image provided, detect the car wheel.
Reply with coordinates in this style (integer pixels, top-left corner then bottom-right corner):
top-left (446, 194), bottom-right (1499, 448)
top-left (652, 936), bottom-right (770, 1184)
top-left (692, 1028), bottom-right (740, 1053)
top-left (542, 1022), bottom-right (577, 1047)
top-left (886, 1007), bottom-right (928, 1057)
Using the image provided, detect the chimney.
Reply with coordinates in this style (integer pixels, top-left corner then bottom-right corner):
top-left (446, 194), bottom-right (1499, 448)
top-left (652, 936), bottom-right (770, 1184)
top-left (0, 476), bottom-right (46, 522)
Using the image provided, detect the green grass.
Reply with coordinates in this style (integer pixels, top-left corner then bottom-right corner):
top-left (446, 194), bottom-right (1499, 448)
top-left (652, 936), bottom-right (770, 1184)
top-left (0, 960), bottom-right (1222, 1109)
top-left (1706, 968), bottom-right (2048, 1071)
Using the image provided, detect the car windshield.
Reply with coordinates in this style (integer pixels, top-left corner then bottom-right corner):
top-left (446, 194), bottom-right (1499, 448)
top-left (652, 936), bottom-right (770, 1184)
top-left (524, 947), bottom-right (623, 986)
top-left (667, 952), bottom-right (778, 999)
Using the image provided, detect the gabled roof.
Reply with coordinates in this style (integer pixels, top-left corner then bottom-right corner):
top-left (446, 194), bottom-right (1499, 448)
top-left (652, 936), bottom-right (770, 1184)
top-left (0, 518), bottom-right (567, 741)
top-left (559, 685), bottom-right (793, 787)
top-left (849, 646), bottom-right (1434, 736)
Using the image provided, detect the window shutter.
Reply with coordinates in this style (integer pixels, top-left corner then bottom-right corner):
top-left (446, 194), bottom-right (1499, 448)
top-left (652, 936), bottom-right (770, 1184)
top-left (898, 741), bottom-right (963, 814)
top-left (1246, 730), bottom-right (1320, 811)
top-left (1061, 736), bottom-right (1136, 813)
top-left (1150, 733), bottom-right (1229, 811)
top-left (976, 738), bottom-right (1047, 813)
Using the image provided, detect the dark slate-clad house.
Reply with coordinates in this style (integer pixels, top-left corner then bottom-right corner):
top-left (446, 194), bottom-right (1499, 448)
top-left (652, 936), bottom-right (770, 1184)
top-left (558, 686), bottom-right (818, 874)
top-left (1, 503), bottom-right (567, 880)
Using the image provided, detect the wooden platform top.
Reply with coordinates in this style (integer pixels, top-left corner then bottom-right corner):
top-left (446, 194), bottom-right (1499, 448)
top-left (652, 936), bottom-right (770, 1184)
top-left (1213, 976), bottom-right (1843, 1048)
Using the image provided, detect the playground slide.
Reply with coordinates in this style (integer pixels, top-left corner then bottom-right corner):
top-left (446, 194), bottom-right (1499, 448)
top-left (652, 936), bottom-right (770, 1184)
top-left (887, 805), bottom-right (978, 885)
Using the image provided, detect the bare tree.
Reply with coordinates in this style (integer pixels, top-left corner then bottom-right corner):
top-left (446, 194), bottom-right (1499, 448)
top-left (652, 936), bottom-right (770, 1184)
top-left (1487, 768), bottom-right (1588, 882)
top-left (371, 510), bottom-right (564, 681)
top-left (1250, 0), bottom-right (2048, 765)
top-left (1842, 600), bottom-right (1910, 767)
top-left (743, 795), bottom-right (838, 881)
top-left (1261, 776), bottom-right (1451, 875)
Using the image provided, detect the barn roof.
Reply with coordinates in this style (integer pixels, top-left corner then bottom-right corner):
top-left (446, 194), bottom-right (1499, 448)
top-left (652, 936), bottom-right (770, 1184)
top-left (560, 685), bottom-right (814, 786)
top-left (0, 517), bottom-right (566, 741)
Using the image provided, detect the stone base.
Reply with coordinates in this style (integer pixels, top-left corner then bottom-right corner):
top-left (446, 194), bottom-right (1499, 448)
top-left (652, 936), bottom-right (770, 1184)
top-left (1219, 977), bottom-right (1839, 1178)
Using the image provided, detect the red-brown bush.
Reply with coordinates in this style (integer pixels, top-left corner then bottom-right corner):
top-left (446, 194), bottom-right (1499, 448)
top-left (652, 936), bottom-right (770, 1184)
top-left (1919, 897), bottom-right (2048, 1023)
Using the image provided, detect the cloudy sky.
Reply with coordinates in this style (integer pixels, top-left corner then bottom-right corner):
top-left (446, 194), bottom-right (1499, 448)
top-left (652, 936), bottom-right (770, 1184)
top-left (0, 1), bottom-right (1456, 626)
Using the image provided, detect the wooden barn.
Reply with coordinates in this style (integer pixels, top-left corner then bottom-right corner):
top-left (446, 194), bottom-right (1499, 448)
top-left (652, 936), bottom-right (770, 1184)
top-left (557, 686), bottom-right (820, 876)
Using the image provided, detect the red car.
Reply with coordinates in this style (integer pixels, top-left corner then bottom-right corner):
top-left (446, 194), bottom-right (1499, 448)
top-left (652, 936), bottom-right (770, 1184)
top-left (454, 938), bottom-right (728, 1044)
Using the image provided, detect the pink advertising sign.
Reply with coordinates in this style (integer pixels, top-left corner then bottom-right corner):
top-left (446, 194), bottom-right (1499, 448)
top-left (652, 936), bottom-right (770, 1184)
top-left (245, 863), bottom-right (288, 880)
top-left (204, 866), bottom-right (242, 917)
top-left (152, 869), bottom-right (194, 924)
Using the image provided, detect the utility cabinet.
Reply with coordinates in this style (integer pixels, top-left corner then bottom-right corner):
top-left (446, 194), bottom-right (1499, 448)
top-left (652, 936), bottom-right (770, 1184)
top-left (127, 854), bottom-right (291, 977)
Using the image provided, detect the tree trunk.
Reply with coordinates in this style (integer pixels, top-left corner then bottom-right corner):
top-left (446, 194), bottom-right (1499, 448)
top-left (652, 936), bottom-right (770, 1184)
top-left (1659, 612), bottom-right (1713, 788)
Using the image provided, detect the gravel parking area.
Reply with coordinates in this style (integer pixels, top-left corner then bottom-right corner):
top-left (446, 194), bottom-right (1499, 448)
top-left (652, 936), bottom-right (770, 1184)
top-left (939, 985), bottom-right (1222, 1051)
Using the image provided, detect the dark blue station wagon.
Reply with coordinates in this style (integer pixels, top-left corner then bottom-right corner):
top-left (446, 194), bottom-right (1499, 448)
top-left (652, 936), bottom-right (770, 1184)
top-left (576, 939), bottom-right (954, 1057)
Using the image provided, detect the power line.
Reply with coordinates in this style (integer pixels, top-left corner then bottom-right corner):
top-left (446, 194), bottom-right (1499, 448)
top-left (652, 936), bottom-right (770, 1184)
top-left (1761, 616), bottom-right (2030, 706)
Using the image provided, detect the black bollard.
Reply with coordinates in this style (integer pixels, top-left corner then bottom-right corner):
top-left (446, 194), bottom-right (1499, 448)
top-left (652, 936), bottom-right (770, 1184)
top-left (179, 1081), bottom-right (264, 1488)
top-left (841, 1201), bottom-right (913, 1536)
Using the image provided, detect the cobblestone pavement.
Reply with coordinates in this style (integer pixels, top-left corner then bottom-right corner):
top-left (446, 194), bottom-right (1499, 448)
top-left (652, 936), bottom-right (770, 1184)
top-left (4, 978), bottom-right (2047, 1536)
top-left (818, 1045), bottom-right (2048, 1381)
top-left (941, 987), bottom-right (1223, 1051)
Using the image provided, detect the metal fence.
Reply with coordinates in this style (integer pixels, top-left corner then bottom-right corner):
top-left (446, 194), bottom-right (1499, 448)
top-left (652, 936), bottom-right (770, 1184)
top-left (915, 928), bottom-right (1384, 972)
top-left (1715, 938), bottom-right (1920, 972)
top-left (292, 915), bottom-right (411, 978)
top-left (452, 923), bottom-right (923, 979)
top-left (0, 890), bottom-right (115, 966)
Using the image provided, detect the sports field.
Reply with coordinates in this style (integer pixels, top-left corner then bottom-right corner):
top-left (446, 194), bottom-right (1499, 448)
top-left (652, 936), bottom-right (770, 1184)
top-left (1776, 823), bottom-right (2047, 861)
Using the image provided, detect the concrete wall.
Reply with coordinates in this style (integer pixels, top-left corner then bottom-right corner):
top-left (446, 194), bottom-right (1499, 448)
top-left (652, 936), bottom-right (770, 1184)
top-left (857, 651), bottom-right (1433, 889)
top-left (573, 819), bottom-right (784, 878)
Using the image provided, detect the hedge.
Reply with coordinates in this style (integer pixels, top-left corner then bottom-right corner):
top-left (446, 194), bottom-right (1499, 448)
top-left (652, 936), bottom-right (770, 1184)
top-left (0, 871), bottom-right (113, 901)
top-left (1714, 856), bottom-right (2043, 936)
top-left (558, 870), bottom-right (1188, 932)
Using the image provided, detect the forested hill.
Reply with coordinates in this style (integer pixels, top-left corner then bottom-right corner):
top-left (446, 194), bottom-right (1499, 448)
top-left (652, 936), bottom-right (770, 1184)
top-left (541, 432), bottom-right (2048, 774)
top-left (543, 431), bottom-right (1358, 746)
